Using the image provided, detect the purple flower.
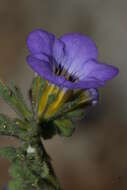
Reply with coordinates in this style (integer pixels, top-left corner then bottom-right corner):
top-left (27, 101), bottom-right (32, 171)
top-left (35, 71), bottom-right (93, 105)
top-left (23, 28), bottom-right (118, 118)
top-left (26, 29), bottom-right (119, 89)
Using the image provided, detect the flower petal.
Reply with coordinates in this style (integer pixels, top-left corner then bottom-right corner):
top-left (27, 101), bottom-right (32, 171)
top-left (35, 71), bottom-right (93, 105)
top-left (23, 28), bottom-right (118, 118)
top-left (26, 55), bottom-right (66, 86)
top-left (27, 55), bottom-right (52, 76)
top-left (52, 39), bottom-right (65, 65)
top-left (80, 59), bottom-right (119, 81)
top-left (26, 29), bottom-right (55, 58)
top-left (62, 79), bottom-right (104, 89)
top-left (27, 55), bottom-right (118, 90)
top-left (59, 33), bottom-right (98, 74)
top-left (60, 59), bottom-right (119, 89)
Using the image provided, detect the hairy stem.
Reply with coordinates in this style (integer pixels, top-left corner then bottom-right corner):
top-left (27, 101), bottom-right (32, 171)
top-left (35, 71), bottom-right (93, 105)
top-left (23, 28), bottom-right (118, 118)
top-left (18, 135), bottom-right (62, 190)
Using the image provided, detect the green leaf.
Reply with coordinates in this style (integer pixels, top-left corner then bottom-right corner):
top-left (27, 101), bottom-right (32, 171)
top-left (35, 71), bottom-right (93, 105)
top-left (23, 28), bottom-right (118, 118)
top-left (0, 114), bottom-right (26, 139)
top-left (0, 82), bottom-right (32, 119)
top-left (9, 162), bottom-right (22, 178)
top-left (0, 146), bottom-right (16, 160)
top-left (9, 176), bottom-right (32, 190)
top-left (9, 160), bottom-right (37, 185)
top-left (54, 118), bottom-right (74, 137)
top-left (8, 179), bottom-right (24, 190)
top-left (41, 161), bottom-right (49, 178)
top-left (46, 174), bottom-right (61, 190)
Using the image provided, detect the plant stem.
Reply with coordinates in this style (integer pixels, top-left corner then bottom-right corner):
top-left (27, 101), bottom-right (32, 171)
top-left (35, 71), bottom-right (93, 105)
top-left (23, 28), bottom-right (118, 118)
top-left (25, 136), bottom-right (61, 190)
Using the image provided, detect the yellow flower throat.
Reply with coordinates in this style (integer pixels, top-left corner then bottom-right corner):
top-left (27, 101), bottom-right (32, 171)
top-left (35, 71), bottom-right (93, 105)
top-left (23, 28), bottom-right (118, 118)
top-left (38, 82), bottom-right (71, 119)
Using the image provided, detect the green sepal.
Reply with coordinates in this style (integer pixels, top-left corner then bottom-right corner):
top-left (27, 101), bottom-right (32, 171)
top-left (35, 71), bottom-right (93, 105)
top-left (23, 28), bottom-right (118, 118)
top-left (54, 118), bottom-right (74, 137)
top-left (50, 90), bottom-right (93, 121)
top-left (0, 82), bottom-right (32, 120)
top-left (0, 146), bottom-right (17, 160)
top-left (31, 76), bottom-right (45, 112)
top-left (39, 92), bottom-right (57, 121)
top-left (65, 109), bottom-right (86, 121)
top-left (50, 96), bottom-right (82, 121)
top-left (43, 93), bottom-right (57, 116)
top-left (47, 93), bottom-right (57, 106)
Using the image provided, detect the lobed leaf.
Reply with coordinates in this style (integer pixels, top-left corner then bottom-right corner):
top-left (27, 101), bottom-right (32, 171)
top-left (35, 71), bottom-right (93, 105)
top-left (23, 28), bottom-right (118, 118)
top-left (0, 81), bottom-right (32, 120)
top-left (0, 114), bottom-right (27, 140)
top-left (0, 146), bottom-right (17, 160)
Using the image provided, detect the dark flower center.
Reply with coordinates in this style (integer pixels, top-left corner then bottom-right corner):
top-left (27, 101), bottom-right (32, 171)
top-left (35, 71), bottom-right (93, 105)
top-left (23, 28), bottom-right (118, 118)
top-left (56, 64), bottom-right (78, 82)
top-left (52, 61), bottom-right (78, 83)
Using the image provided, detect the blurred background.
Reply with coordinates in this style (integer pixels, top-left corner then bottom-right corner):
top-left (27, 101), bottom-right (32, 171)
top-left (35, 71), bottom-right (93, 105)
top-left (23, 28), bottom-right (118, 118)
top-left (0, 0), bottom-right (126, 189)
